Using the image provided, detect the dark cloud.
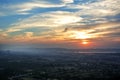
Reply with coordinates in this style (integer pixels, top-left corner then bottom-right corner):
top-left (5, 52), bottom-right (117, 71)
top-left (67, 21), bottom-right (119, 32)
top-left (103, 32), bottom-right (120, 38)
top-left (63, 27), bottom-right (68, 32)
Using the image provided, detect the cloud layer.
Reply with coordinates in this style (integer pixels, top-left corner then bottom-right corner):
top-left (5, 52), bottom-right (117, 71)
top-left (0, 0), bottom-right (120, 48)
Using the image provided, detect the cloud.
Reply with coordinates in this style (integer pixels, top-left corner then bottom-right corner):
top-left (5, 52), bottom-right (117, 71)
top-left (0, 31), bottom-right (8, 43)
top-left (6, 29), bottom-right (22, 33)
top-left (0, 0), bottom-right (65, 16)
top-left (0, 29), bottom-right (3, 32)
top-left (0, 12), bottom-right (5, 16)
top-left (25, 32), bottom-right (33, 38)
top-left (9, 32), bottom-right (34, 43)
top-left (66, 0), bottom-right (120, 17)
top-left (11, 1), bottom-right (65, 12)
top-left (1, 21), bottom-right (120, 47)
top-left (0, 33), bottom-right (8, 37)
top-left (71, 21), bottom-right (120, 38)
top-left (10, 11), bottom-right (82, 30)
top-left (0, 0), bottom-right (120, 48)
top-left (63, 28), bottom-right (68, 32)
top-left (61, 0), bottom-right (74, 4)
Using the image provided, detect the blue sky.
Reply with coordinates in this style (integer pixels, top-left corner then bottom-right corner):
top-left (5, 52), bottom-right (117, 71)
top-left (0, 0), bottom-right (120, 48)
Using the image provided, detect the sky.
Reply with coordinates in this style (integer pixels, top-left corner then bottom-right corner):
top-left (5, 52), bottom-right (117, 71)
top-left (0, 0), bottom-right (120, 49)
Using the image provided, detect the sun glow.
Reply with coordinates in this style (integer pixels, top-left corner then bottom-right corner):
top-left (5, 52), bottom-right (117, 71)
top-left (54, 16), bottom-right (82, 24)
top-left (74, 32), bottom-right (91, 39)
top-left (82, 41), bottom-right (88, 45)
